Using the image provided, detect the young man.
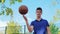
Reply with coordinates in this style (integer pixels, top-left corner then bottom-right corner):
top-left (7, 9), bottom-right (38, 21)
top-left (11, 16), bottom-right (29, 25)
top-left (22, 7), bottom-right (51, 34)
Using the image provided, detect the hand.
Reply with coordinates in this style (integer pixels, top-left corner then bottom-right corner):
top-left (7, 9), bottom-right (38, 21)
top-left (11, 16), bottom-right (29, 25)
top-left (22, 15), bottom-right (28, 22)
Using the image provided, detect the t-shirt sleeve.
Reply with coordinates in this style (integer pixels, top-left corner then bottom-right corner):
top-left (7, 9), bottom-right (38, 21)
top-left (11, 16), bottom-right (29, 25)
top-left (46, 20), bottom-right (49, 27)
top-left (30, 21), bottom-right (34, 26)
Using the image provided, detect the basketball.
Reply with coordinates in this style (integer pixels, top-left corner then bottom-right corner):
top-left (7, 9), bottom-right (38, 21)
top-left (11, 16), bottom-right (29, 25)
top-left (19, 5), bottom-right (28, 15)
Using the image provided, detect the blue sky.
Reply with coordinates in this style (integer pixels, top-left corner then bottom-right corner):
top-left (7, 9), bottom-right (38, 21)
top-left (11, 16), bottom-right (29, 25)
top-left (0, 0), bottom-right (60, 32)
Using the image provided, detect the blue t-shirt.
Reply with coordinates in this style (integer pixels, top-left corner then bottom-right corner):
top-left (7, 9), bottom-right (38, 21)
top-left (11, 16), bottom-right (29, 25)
top-left (30, 19), bottom-right (49, 34)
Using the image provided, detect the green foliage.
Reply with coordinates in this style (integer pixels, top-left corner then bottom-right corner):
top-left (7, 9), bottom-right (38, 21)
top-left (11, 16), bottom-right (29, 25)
top-left (10, 0), bottom-right (15, 5)
top-left (50, 9), bottom-right (60, 34)
top-left (53, 16), bottom-right (59, 21)
top-left (0, 0), bottom-right (22, 16)
top-left (53, 9), bottom-right (60, 22)
top-left (58, 31), bottom-right (60, 34)
top-left (56, 9), bottom-right (60, 16)
top-left (10, 0), bottom-right (22, 5)
top-left (0, 0), bottom-right (5, 3)
top-left (5, 7), bottom-right (13, 16)
top-left (6, 21), bottom-right (22, 34)
top-left (17, 0), bottom-right (22, 2)
top-left (0, 0), bottom-right (22, 4)
top-left (0, 0), bottom-right (1, 2)
top-left (0, 10), bottom-right (4, 15)
top-left (52, 0), bottom-right (57, 6)
top-left (0, 7), bottom-right (13, 16)
top-left (2, 0), bottom-right (5, 3)
top-left (50, 23), bottom-right (59, 34)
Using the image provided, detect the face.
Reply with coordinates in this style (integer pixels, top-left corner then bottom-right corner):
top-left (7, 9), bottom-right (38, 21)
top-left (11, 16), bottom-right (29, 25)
top-left (36, 10), bottom-right (42, 18)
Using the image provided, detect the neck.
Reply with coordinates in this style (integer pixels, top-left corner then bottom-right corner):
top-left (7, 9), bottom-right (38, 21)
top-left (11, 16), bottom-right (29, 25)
top-left (36, 17), bottom-right (41, 21)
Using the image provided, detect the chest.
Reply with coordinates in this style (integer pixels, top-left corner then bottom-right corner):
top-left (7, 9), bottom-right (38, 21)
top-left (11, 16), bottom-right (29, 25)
top-left (34, 21), bottom-right (46, 28)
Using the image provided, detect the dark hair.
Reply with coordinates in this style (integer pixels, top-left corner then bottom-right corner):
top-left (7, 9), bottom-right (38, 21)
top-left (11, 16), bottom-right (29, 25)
top-left (36, 7), bottom-right (42, 11)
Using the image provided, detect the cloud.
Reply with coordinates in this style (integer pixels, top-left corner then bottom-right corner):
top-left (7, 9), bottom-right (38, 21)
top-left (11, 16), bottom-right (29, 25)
top-left (0, 20), bottom-right (7, 27)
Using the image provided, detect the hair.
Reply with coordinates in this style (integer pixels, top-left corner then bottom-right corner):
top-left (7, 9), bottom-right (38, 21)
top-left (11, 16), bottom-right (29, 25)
top-left (36, 7), bottom-right (42, 11)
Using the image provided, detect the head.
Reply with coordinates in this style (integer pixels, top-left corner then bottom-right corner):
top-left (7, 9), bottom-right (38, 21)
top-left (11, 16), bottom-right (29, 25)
top-left (36, 7), bottom-right (42, 18)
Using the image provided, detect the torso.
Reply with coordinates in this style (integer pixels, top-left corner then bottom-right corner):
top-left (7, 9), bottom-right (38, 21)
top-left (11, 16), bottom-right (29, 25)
top-left (31, 19), bottom-right (48, 34)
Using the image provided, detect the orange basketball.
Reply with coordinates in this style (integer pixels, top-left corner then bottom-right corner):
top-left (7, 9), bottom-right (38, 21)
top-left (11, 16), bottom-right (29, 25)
top-left (19, 5), bottom-right (28, 15)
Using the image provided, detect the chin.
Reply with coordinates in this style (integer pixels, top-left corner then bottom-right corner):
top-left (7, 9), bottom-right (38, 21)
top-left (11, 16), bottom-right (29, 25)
top-left (37, 15), bottom-right (40, 17)
top-left (37, 16), bottom-right (40, 17)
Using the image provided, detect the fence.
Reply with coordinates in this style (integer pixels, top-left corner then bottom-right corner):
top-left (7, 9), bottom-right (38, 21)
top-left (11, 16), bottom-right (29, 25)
top-left (0, 25), bottom-right (31, 34)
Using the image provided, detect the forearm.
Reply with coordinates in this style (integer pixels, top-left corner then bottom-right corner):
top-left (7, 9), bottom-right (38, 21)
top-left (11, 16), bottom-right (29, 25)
top-left (47, 31), bottom-right (51, 34)
top-left (23, 15), bottom-right (33, 32)
top-left (47, 27), bottom-right (51, 34)
top-left (25, 20), bottom-right (33, 32)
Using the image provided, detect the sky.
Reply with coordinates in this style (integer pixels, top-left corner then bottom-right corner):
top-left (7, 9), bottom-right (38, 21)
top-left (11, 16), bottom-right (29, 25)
top-left (0, 0), bottom-right (60, 33)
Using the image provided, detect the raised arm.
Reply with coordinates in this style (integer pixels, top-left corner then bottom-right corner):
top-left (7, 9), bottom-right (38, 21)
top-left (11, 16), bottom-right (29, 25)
top-left (23, 15), bottom-right (33, 32)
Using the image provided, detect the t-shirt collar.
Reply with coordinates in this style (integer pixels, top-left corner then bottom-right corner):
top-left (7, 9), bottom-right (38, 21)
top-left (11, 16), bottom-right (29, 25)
top-left (36, 18), bottom-right (42, 22)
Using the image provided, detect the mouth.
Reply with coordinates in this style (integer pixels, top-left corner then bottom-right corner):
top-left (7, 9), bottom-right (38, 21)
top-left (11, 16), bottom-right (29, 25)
top-left (37, 15), bottom-right (40, 16)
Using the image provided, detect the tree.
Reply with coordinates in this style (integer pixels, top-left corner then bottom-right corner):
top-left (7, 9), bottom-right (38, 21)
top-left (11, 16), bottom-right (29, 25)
top-left (49, 22), bottom-right (59, 34)
top-left (0, 0), bottom-right (22, 16)
top-left (49, 9), bottom-right (60, 34)
top-left (0, 0), bottom-right (22, 34)
top-left (0, 0), bottom-right (5, 4)
top-left (0, 0), bottom-right (22, 4)
top-left (6, 21), bottom-right (22, 34)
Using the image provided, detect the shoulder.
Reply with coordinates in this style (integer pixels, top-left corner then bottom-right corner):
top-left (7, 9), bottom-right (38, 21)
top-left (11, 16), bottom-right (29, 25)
top-left (41, 19), bottom-right (48, 24)
top-left (31, 20), bottom-right (36, 23)
top-left (42, 19), bottom-right (48, 22)
top-left (42, 19), bottom-right (49, 26)
top-left (31, 20), bottom-right (37, 24)
top-left (30, 20), bottom-right (36, 25)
